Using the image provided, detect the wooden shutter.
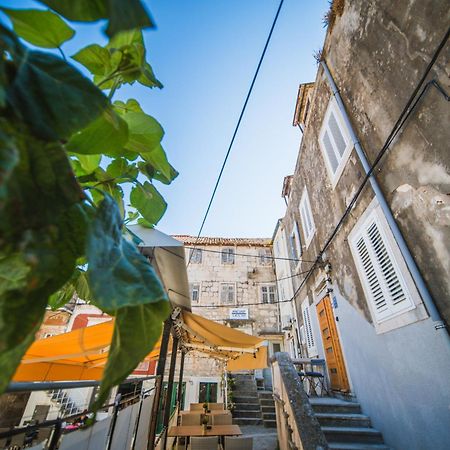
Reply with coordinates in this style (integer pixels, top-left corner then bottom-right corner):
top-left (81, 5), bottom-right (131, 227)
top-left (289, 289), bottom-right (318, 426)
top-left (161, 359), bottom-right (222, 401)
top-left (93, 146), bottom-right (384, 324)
top-left (353, 214), bottom-right (413, 322)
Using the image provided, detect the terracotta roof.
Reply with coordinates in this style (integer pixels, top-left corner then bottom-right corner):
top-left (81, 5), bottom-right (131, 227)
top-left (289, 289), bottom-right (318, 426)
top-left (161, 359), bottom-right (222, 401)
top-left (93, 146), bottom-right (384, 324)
top-left (172, 235), bottom-right (272, 246)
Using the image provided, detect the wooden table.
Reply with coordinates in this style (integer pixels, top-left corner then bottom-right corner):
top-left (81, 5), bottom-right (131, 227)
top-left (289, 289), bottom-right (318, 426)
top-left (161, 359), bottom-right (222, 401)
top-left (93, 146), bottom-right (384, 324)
top-left (168, 425), bottom-right (242, 437)
top-left (180, 410), bottom-right (231, 416)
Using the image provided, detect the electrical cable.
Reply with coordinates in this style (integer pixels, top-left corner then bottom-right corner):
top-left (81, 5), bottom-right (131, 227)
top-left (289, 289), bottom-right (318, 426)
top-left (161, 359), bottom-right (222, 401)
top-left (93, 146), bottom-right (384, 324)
top-left (288, 26), bottom-right (450, 302)
top-left (187, 0), bottom-right (285, 266)
top-left (185, 246), bottom-right (316, 263)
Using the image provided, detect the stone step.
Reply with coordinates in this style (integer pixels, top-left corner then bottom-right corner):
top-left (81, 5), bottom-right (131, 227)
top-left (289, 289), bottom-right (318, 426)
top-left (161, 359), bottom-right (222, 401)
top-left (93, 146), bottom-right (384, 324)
top-left (328, 443), bottom-right (390, 450)
top-left (258, 392), bottom-right (273, 400)
top-left (322, 427), bottom-right (384, 444)
top-left (233, 409), bottom-right (261, 418)
top-left (263, 419), bottom-right (277, 428)
top-left (261, 405), bottom-right (275, 414)
top-left (310, 397), bottom-right (362, 414)
top-left (233, 417), bottom-right (263, 426)
top-left (232, 402), bottom-right (261, 411)
top-left (262, 412), bottom-right (276, 421)
top-left (316, 413), bottom-right (371, 428)
top-left (233, 396), bottom-right (260, 405)
top-left (260, 398), bottom-right (275, 407)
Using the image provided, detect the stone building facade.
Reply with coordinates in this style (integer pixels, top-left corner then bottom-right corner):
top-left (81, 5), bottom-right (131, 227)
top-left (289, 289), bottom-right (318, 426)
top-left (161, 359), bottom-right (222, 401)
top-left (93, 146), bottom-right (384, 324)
top-left (172, 235), bottom-right (283, 404)
top-left (273, 1), bottom-right (450, 449)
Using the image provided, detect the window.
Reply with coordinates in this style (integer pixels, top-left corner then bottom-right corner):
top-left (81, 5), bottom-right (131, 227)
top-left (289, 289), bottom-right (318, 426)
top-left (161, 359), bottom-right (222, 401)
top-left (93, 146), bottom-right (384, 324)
top-left (289, 222), bottom-right (302, 261)
top-left (189, 248), bottom-right (202, 264)
top-left (319, 98), bottom-right (353, 186)
top-left (350, 209), bottom-right (415, 324)
top-left (221, 247), bottom-right (235, 264)
top-left (220, 283), bottom-right (235, 304)
top-left (258, 248), bottom-right (272, 265)
top-left (189, 283), bottom-right (200, 303)
top-left (299, 189), bottom-right (315, 246)
top-left (301, 298), bottom-right (317, 357)
top-left (261, 284), bottom-right (277, 304)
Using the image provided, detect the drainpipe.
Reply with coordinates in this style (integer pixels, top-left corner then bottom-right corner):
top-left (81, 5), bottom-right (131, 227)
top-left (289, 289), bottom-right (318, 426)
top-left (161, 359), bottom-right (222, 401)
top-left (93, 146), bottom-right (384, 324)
top-left (320, 60), bottom-right (446, 332)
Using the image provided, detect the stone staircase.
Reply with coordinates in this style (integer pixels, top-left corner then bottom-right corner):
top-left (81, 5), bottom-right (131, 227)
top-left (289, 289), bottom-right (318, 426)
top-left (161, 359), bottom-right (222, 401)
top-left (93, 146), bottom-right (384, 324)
top-left (258, 391), bottom-right (276, 428)
top-left (230, 373), bottom-right (277, 428)
top-left (230, 373), bottom-right (262, 426)
top-left (310, 397), bottom-right (390, 449)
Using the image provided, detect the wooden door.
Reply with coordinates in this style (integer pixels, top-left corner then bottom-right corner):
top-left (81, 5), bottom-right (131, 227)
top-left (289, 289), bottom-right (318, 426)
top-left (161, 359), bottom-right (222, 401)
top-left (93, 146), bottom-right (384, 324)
top-left (316, 296), bottom-right (349, 392)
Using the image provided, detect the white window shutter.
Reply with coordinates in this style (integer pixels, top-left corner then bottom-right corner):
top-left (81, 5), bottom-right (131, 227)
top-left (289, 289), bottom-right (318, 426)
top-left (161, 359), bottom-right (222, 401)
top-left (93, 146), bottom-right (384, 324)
top-left (301, 300), bottom-right (317, 356)
top-left (352, 214), bottom-right (414, 323)
top-left (323, 130), bottom-right (339, 172)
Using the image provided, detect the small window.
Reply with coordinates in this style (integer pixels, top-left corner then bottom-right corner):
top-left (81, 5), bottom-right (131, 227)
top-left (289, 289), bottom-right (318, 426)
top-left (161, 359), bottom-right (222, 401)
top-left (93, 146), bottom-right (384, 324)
top-left (189, 248), bottom-right (202, 264)
top-left (301, 298), bottom-right (317, 357)
top-left (319, 99), bottom-right (353, 186)
top-left (261, 284), bottom-right (277, 304)
top-left (258, 248), bottom-right (272, 265)
top-left (221, 247), bottom-right (235, 265)
top-left (350, 209), bottom-right (415, 323)
top-left (220, 283), bottom-right (235, 304)
top-left (299, 189), bottom-right (315, 246)
top-left (190, 283), bottom-right (200, 303)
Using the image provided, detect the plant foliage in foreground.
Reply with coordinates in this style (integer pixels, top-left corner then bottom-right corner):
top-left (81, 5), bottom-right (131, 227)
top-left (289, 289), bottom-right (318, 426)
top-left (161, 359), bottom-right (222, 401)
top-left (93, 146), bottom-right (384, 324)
top-left (0, 0), bottom-right (176, 409)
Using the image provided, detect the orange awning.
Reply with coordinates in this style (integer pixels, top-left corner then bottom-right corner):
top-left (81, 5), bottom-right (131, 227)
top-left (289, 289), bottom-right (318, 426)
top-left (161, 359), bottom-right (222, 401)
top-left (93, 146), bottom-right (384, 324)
top-left (13, 310), bottom-right (267, 382)
top-left (13, 320), bottom-right (161, 382)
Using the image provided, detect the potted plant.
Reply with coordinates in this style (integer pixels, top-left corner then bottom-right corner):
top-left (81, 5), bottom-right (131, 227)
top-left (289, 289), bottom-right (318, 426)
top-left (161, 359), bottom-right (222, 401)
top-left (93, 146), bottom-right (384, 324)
top-left (202, 402), bottom-right (208, 413)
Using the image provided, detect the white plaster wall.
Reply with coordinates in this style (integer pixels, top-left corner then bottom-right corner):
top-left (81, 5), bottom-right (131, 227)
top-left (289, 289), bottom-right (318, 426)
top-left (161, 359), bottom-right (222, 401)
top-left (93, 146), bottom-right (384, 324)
top-left (334, 291), bottom-right (450, 450)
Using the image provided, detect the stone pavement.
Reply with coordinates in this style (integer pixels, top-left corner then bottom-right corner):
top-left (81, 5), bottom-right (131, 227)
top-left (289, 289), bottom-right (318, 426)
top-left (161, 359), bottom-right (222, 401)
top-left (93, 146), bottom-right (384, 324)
top-left (240, 425), bottom-right (278, 450)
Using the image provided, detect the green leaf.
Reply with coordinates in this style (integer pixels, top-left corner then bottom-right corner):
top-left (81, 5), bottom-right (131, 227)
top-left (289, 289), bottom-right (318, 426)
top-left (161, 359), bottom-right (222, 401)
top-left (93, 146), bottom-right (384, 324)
top-left (0, 125), bottom-right (19, 203)
top-left (1, 8), bottom-right (75, 49)
top-left (0, 128), bottom-right (87, 395)
top-left (66, 108), bottom-right (128, 155)
top-left (141, 144), bottom-right (178, 185)
top-left (105, 0), bottom-right (154, 38)
top-left (93, 299), bottom-right (170, 410)
top-left (77, 154), bottom-right (102, 174)
top-left (114, 98), bottom-right (143, 113)
top-left (117, 110), bottom-right (164, 154)
top-left (91, 181), bottom-right (125, 218)
top-left (130, 181), bottom-right (167, 227)
top-left (106, 158), bottom-right (138, 180)
top-left (37, 0), bottom-right (154, 38)
top-left (0, 323), bottom-right (40, 394)
top-left (5, 45), bottom-right (108, 141)
top-left (48, 279), bottom-right (76, 310)
top-left (86, 194), bottom-right (168, 312)
top-left (71, 44), bottom-right (113, 75)
top-left (0, 253), bottom-right (30, 296)
top-left (36, 0), bottom-right (107, 22)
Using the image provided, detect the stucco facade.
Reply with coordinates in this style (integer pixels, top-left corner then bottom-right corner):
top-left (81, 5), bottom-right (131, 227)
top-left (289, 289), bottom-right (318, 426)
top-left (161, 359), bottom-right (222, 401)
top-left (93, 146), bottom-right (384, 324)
top-left (274, 1), bottom-right (450, 449)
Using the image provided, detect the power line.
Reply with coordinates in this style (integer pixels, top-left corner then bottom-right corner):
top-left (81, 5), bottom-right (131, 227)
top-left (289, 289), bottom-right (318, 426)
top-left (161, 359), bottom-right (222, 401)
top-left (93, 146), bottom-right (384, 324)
top-left (192, 297), bottom-right (293, 308)
top-left (185, 246), bottom-right (316, 263)
top-left (288, 27), bottom-right (450, 304)
top-left (188, 0), bottom-right (285, 266)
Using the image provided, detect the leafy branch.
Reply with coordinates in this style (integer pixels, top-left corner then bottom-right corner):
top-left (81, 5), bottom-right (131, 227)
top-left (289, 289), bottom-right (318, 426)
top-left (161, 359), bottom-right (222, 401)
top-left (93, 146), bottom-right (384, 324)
top-left (0, 0), bottom-right (177, 410)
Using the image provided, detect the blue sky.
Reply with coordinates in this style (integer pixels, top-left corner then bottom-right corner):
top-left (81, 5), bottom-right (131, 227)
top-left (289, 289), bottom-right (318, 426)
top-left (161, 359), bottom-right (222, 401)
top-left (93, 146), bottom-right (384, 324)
top-left (1, 0), bottom-right (329, 238)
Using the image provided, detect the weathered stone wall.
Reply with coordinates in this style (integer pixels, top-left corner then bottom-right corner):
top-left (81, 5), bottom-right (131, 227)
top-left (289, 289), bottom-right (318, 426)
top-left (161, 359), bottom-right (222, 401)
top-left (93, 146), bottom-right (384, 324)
top-left (283, 0), bottom-right (450, 326)
top-left (180, 241), bottom-right (280, 379)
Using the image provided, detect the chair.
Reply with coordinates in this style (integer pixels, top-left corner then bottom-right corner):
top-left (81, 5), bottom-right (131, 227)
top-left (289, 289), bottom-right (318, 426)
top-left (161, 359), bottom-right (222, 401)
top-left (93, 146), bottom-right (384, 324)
top-left (212, 414), bottom-right (232, 425)
top-left (189, 436), bottom-right (219, 450)
top-left (181, 413), bottom-right (202, 426)
top-left (208, 403), bottom-right (224, 410)
top-left (190, 403), bottom-right (204, 411)
top-left (224, 436), bottom-right (253, 450)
